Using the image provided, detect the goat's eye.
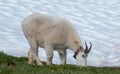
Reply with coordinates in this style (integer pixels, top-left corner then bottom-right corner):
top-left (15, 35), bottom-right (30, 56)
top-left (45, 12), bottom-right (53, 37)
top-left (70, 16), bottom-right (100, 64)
top-left (82, 55), bottom-right (85, 57)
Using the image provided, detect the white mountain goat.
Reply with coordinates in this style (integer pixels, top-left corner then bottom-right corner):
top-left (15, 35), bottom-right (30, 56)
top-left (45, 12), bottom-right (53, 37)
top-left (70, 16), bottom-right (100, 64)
top-left (22, 13), bottom-right (92, 66)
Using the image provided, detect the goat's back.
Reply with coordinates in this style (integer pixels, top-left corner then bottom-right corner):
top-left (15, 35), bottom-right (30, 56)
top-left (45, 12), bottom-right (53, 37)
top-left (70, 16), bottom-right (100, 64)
top-left (22, 13), bottom-right (75, 48)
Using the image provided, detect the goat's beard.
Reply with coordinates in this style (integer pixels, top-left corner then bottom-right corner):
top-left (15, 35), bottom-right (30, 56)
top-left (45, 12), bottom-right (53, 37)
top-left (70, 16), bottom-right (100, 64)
top-left (76, 54), bottom-right (87, 66)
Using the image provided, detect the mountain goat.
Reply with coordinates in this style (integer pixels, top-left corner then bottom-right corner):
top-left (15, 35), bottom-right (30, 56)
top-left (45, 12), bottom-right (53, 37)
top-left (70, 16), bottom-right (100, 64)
top-left (22, 13), bottom-right (92, 66)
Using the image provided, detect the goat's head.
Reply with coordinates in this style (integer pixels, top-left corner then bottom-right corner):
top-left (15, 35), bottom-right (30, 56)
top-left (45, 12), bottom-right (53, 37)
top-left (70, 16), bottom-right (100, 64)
top-left (73, 41), bottom-right (92, 66)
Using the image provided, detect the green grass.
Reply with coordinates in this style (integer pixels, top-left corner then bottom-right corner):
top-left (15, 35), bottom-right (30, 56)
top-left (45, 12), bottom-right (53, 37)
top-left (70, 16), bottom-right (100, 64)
top-left (0, 52), bottom-right (120, 74)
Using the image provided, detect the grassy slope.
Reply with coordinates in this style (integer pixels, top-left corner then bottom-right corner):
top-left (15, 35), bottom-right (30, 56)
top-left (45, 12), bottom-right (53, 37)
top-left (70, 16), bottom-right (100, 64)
top-left (0, 52), bottom-right (120, 74)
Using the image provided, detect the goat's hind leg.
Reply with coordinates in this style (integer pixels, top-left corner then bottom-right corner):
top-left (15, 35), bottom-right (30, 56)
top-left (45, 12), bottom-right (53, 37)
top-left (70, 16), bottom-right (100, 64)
top-left (28, 49), bottom-right (33, 64)
top-left (28, 39), bottom-right (43, 65)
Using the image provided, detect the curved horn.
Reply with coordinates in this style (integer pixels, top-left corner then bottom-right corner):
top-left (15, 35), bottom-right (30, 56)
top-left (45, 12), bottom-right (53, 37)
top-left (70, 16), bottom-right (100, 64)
top-left (84, 41), bottom-right (88, 53)
top-left (88, 42), bottom-right (92, 53)
top-left (84, 41), bottom-right (92, 53)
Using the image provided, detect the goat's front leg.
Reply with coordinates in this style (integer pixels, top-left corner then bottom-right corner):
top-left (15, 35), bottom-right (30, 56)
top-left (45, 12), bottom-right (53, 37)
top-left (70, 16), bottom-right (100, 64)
top-left (45, 44), bottom-right (53, 65)
top-left (46, 50), bottom-right (53, 65)
top-left (58, 49), bottom-right (67, 65)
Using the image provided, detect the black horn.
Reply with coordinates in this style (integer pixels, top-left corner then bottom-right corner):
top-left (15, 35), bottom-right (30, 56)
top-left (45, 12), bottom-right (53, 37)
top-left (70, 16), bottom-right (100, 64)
top-left (84, 41), bottom-right (88, 53)
top-left (88, 42), bottom-right (92, 53)
top-left (84, 41), bottom-right (92, 53)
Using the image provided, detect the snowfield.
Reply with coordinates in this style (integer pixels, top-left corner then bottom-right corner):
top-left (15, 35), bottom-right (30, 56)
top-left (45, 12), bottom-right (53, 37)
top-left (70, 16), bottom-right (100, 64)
top-left (0, 0), bottom-right (120, 67)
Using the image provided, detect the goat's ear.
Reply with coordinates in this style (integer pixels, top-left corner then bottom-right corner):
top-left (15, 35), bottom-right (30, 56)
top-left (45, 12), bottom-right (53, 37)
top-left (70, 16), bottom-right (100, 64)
top-left (73, 48), bottom-right (80, 59)
top-left (74, 41), bottom-right (79, 45)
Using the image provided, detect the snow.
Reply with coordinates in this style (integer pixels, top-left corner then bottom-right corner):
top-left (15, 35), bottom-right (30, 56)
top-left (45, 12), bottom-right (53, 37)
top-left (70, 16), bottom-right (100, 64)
top-left (0, 0), bottom-right (120, 67)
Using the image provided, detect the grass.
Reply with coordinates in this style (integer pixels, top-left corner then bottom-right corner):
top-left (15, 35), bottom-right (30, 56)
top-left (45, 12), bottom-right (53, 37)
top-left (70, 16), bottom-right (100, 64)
top-left (0, 52), bottom-right (120, 74)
